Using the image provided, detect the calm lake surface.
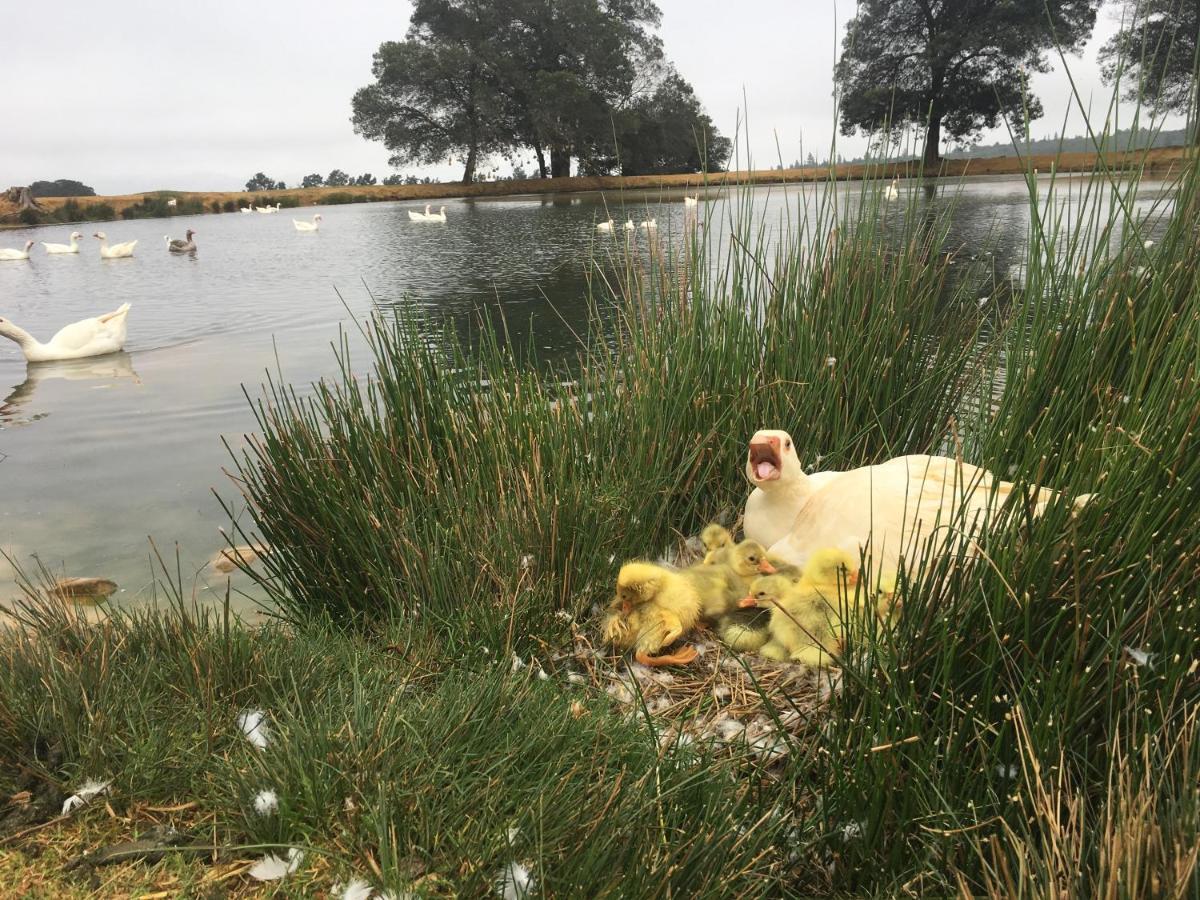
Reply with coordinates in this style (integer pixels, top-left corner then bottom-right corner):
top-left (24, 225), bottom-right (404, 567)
top-left (0, 176), bottom-right (1174, 610)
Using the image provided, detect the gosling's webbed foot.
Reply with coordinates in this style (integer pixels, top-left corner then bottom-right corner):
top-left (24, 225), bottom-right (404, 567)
top-left (635, 646), bottom-right (699, 667)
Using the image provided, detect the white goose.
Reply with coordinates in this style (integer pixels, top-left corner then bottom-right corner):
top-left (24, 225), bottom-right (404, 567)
top-left (743, 429), bottom-right (1091, 576)
top-left (94, 232), bottom-right (137, 258)
top-left (0, 303), bottom-right (131, 362)
top-left (166, 198), bottom-right (177, 208)
top-left (42, 232), bottom-right (83, 254)
top-left (638, 218), bottom-right (657, 230)
top-left (426, 206), bottom-right (447, 223)
top-left (595, 219), bottom-right (615, 233)
top-left (407, 204), bottom-right (432, 222)
top-left (883, 178), bottom-right (899, 201)
top-left (240, 205), bottom-right (253, 213)
top-left (622, 219), bottom-right (635, 231)
top-left (683, 195), bottom-right (698, 207)
top-left (0, 241), bottom-right (35, 261)
top-left (165, 229), bottom-right (196, 253)
top-left (293, 213), bottom-right (322, 232)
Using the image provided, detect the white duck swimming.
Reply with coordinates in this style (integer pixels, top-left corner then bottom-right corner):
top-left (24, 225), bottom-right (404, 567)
top-left (596, 219), bottom-right (615, 232)
top-left (165, 229), bottom-right (196, 253)
top-left (743, 429), bottom-right (1091, 575)
top-left (0, 241), bottom-right (35, 261)
top-left (42, 232), bottom-right (83, 254)
top-left (94, 232), bottom-right (137, 259)
top-left (293, 213), bottom-right (322, 232)
top-left (0, 303), bottom-right (131, 362)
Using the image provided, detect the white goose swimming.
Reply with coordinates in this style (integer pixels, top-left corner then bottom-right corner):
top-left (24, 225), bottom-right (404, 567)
top-left (639, 218), bottom-right (657, 230)
top-left (425, 206), bottom-right (447, 223)
top-left (596, 219), bottom-right (615, 232)
top-left (293, 213), bottom-right (322, 232)
top-left (240, 205), bottom-right (253, 213)
top-left (683, 195), bottom-right (698, 207)
top-left (622, 219), bottom-right (635, 231)
top-left (0, 303), bottom-right (131, 362)
top-left (42, 232), bottom-right (83, 254)
top-left (743, 429), bottom-right (1091, 575)
top-left (0, 241), bottom-right (35, 261)
top-left (407, 204), bottom-right (432, 222)
top-left (165, 229), bottom-right (196, 253)
top-left (94, 232), bottom-right (137, 259)
top-left (883, 178), bottom-right (899, 201)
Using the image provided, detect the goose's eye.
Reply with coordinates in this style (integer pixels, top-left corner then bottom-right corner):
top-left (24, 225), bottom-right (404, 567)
top-left (784, 440), bottom-right (791, 449)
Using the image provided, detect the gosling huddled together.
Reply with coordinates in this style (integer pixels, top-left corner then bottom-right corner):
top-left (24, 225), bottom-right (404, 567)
top-left (603, 524), bottom-right (897, 669)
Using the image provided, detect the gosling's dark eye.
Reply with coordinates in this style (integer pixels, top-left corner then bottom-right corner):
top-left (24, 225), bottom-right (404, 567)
top-left (785, 440), bottom-right (791, 449)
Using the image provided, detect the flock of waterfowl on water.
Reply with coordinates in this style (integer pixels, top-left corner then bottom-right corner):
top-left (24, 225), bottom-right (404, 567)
top-left (0, 193), bottom-right (704, 364)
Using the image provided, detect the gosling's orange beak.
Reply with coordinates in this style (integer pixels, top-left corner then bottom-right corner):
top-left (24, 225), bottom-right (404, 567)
top-left (758, 559), bottom-right (777, 574)
top-left (738, 596), bottom-right (757, 608)
top-left (620, 600), bottom-right (632, 615)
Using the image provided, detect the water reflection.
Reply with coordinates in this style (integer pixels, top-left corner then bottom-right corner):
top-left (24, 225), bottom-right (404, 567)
top-left (1, 352), bottom-right (140, 427)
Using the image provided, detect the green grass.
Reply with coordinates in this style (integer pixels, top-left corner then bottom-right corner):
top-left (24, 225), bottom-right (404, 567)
top-left (2, 140), bottom-right (1198, 896)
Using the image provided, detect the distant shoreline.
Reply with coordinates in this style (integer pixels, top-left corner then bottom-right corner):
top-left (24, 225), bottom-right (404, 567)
top-left (3, 146), bottom-right (1188, 229)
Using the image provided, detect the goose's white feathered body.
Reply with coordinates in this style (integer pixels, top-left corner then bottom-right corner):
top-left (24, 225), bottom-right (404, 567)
top-left (407, 204), bottom-right (432, 222)
top-left (293, 214), bottom-right (322, 232)
top-left (639, 218), bottom-right (657, 230)
top-left (743, 429), bottom-right (1088, 575)
top-left (94, 232), bottom-right (137, 258)
top-left (596, 219), bottom-right (614, 232)
top-left (0, 241), bottom-right (35, 261)
top-left (426, 205), bottom-right (447, 223)
top-left (883, 178), bottom-right (899, 201)
top-left (42, 232), bottom-right (83, 254)
top-left (683, 195), bottom-right (698, 207)
top-left (0, 303), bottom-right (131, 362)
top-left (623, 220), bottom-right (635, 231)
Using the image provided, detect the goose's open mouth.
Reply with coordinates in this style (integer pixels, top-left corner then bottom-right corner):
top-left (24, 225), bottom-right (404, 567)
top-left (749, 440), bottom-right (781, 482)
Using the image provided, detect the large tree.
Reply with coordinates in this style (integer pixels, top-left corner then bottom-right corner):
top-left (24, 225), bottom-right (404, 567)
top-left (489, 0), bottom-right (664, 177)
top-left (1099, 0), bottom-right (1199, 140)
top-left (835, 0), bottom-right (1102, 167)
top-left (351, 2), bottom-right (508, 183)
top-left (613, 70), bottom-right (731, 175)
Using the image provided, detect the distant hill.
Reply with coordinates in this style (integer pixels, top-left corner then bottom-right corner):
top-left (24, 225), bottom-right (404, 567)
top-left (30, 179), bottom-right (96, 198)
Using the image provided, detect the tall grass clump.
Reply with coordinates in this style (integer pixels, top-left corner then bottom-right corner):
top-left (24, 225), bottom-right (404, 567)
top-left (808, 160), bottom-right (1200, 894)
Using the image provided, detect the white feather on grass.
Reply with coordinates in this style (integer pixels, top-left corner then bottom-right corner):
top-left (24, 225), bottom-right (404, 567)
top-left (248, 847), bottom-right (304, 881)
top-left (237, 709), bottom-right (271, 749)
top-left (61, 778), bottom-right (111, 815)
top-left (335, 877), bottom-right (376, 900)
top-left (253, 789), bottom-right (279, 815)
top-left (495, 860), bottom-right (535, 899)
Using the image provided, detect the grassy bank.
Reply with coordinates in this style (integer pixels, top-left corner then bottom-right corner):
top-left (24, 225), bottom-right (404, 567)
top-left (2, 145), bottom-right (1188, 228)
top-left (1, 153), bottom-right (1197, 897)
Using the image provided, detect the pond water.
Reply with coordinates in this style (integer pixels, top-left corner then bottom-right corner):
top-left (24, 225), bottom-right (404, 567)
top-left (0, 175), bottom-right (1174, 612)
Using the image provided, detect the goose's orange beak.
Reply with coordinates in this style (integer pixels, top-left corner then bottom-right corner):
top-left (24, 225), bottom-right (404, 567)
top-left (738, 596), bottom-right (757, 608)
top-left (758, 559), bottom-right (777, 574)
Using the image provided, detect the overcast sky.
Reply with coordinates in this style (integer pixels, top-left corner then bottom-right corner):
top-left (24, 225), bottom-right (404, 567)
top-left (5, 1), bottom-right (1159, 194)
